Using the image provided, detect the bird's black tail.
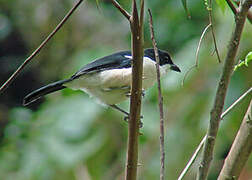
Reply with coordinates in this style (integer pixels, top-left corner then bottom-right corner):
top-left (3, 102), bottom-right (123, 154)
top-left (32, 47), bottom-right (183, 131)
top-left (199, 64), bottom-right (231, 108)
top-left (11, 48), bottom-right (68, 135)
top-left (23, 78), bottom-right (72, 106)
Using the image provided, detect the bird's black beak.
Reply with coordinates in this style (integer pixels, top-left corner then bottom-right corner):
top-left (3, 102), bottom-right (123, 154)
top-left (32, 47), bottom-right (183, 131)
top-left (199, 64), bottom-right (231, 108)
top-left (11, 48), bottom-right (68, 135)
top-left (170, 64), bottom-right (181, 72)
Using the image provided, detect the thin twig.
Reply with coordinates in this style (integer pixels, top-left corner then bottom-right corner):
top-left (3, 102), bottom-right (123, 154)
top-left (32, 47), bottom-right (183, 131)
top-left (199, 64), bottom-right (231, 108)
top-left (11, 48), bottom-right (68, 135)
top-left (208, 0), bottom-right (222, 63)
top-left (218, 100), bottom-right (252, 179)
top-left (197, 1), bottom-right (252, 178)
top-left (0, 0), bottom-right (84, 94)
top-left (111, 0), bottom-right (131, 21)
top-left (148, 9), bottom-right (165, 180)
top-left (195, 24), bottom-right (212, 68)
top-left (178, 135), bottom-right (207, 180)
top-left (182, 24), bottom-right (211, 86)
top-left (178, 87), bottom-right (252, 180)
top-left (221, 87), bottom-right (252, 119)
top-left (226, 0), bottom-right (237, 15)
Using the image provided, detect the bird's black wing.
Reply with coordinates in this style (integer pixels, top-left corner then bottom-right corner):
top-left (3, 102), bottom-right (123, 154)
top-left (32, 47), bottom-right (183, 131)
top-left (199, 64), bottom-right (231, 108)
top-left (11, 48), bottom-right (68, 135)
top-left (23, 51), bottom-right (133, 106)
top-left (72, 51), bottom-right (132, 79)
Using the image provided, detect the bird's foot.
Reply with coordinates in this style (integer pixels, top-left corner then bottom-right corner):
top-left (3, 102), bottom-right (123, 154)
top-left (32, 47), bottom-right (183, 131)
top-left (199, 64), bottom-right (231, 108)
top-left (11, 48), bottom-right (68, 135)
top-left (125, 92), bottom-right (131, 98)
top-left (141, 90), bottom-right (145, 97)
top-left (125, 90), bottom-right (145, 98)
top-left (124, 115), bottom-right (143, 128)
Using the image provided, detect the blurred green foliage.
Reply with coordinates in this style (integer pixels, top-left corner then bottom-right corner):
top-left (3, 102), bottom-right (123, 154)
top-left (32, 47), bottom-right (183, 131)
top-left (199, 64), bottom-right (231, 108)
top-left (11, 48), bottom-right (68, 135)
top-left (0, 0), bottom-right (251, 179)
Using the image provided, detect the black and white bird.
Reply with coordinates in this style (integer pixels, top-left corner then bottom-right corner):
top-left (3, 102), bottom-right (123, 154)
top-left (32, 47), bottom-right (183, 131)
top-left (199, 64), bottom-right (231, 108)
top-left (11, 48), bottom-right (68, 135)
top-left (23, 48), bottom-right (180, 116)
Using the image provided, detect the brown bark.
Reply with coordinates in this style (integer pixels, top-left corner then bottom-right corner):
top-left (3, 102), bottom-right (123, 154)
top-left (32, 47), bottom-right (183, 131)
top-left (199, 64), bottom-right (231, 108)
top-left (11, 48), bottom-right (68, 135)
top-left (218, 100), bottom-right (252, 180)
top-left (197, 1), bottom-right (252, 179)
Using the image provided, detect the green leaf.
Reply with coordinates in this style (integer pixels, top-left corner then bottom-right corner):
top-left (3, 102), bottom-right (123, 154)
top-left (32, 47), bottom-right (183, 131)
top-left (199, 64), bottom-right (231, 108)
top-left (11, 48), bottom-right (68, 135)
top-left (245, 51), bottom-right (252, 66)
top-left (181, 0), bottom-right (191, 19)
top-left (215, 0), bottom-right (227, 13)
top-left (234, 51), bottom-right (252, 71)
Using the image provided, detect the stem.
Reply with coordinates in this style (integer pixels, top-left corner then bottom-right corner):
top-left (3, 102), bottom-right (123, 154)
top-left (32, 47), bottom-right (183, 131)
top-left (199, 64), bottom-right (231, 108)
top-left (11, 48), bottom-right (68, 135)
top-left (178, 135), bottom-right (207, 180)
top-left (111, 0), bottom-right (144, 179)
top-left (125, 0), bottom-right (144, 179)
top-left (197, 1), bottom-right (252, 179)
top-left (148, 9), bottom-right (165, 180)
top-left (208, 0), bottom-right (221, 63)
top-left (226, 0), bottom-right (237, 15)
top-left (182, 23), bottom-right (211, 86)
top-left (218, 100), bottom-right (252, 180)
top-left (221, 87), bottom-right (252, 118)
top-left (0, 0), bottom-right (84, 93)
top-left (111, 0), bottom-right (131, 20)
top-left (229, 0), bottom-right (252, 24)
top-left (178, 87), bottom-right (252, 179)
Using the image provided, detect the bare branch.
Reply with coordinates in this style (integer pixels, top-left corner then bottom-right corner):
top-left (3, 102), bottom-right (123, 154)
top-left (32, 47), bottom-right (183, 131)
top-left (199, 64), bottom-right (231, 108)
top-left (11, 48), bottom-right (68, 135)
top-left (125, 0), bottom-right (144, 179)
top-left (218, 100), bottom-right (252, 180)
top-left (178, 87), bottom-right (252, 179)
top-left (221, 87), bottom-right (252, 119)
top-left (208, 0), bottom-right (222, 63)
top-left (182, 24), bottom-right (211, 86)
top-left (148, 9), bottom-right (165, 180)
top-left (140, 0), bottom-right (145, 34)
top-left (197, 1), bottom-right (252, 179)
top-left (178, 135), bottom-right (207, 180)
top-left (0, 0), bottom-right (84, 94)
top-left (226, 0), bottom-right (237, 15)
top-left (111, 0), bottom-right (131, 21)
top-left (233, 0), bottom-right (252, 24)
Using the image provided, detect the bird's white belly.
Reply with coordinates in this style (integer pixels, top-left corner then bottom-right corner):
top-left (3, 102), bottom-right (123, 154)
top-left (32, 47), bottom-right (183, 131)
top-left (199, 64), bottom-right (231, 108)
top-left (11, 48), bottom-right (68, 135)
top-left (66, 69), bottom-right (132, 105)
top-left (65, 57), bottom-right (169, 105)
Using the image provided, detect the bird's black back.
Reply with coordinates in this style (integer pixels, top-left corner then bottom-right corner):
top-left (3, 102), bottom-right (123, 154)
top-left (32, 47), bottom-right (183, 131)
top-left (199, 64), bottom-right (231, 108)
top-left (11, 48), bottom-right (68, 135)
top-left (72, 48), bottom-right (174, 79)
top-left (72, 51), bottom-right (132, 79)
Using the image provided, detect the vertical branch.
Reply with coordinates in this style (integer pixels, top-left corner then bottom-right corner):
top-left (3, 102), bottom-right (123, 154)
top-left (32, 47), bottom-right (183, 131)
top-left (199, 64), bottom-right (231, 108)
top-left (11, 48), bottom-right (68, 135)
top-left (178, 87), bottom-right (252, 179)
top-left (218, 100), bottom-right (252, 180)
top-left (111, 0), bottom-right (144, 179)
top-left (0, 0), bottom-right (84, 93)
top-left (197, 1), bottom-right (252, 179)
top-left (126, 0), bottom-right (144, 179)
top-left (148, 9), bottom-right (165, 180)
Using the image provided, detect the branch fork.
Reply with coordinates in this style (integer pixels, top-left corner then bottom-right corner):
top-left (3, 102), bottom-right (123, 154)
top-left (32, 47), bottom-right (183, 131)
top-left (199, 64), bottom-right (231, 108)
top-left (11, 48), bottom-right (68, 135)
top-left (111, 0), bottom-right (145, 179)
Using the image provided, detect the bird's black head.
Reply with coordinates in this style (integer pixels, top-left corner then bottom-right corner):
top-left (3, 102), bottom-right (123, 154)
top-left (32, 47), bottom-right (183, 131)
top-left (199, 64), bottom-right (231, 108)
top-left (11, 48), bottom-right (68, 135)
top-left (144, 48), bottom-right (181, 72)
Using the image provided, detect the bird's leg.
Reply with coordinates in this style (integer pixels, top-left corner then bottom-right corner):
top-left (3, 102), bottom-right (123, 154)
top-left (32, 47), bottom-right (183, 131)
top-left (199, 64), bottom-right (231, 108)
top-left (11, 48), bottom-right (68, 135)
top-left (109, 104), bottom-right (129, 117)
top-left (109, 104), bottom-right (143, 128)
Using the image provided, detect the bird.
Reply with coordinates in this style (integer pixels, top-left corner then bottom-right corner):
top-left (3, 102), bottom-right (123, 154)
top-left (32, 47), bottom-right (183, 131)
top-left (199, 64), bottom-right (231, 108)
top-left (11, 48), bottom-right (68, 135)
top-left (23, 48), bottom-right (181, 116)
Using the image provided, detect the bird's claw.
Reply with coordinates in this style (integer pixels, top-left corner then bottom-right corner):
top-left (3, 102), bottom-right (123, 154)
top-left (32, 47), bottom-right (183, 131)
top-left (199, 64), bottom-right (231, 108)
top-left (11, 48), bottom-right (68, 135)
top-left (125, 92), bottom-right (131, 98)
top-left (124, 116), bottom-right (129, 121)
top-left (124, 115), bottom-right (143, 128)
top-left (125, 90), bottom-right (145, 98)
top-left (141, 90), bottom-right (145, 97)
